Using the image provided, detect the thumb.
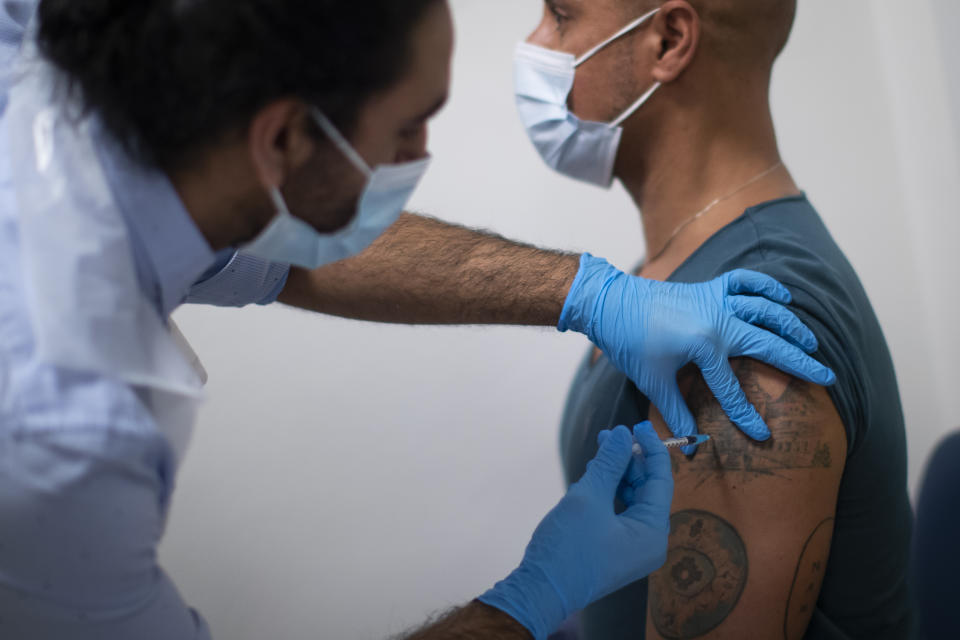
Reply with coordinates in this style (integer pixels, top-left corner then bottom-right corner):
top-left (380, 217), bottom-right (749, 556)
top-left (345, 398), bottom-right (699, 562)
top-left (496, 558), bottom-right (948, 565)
top-left (622, 422), bottom-right (674, 527)
top-left (579, 425), bottom-right (634, 496)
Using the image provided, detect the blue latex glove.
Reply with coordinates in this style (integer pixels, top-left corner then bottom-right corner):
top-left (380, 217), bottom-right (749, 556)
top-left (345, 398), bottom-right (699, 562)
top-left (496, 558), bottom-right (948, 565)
top-left (559, 254), bottom-right (836, 443)
top-left (479, 423), bottom-right (672, 640)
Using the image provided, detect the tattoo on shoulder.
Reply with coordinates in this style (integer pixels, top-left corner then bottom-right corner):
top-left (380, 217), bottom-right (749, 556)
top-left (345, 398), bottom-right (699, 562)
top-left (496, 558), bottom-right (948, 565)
top-left (675, 359), bottom-right (835, 481)
top-left (784, 518), bottom-right (835, 639)
top-left (650, 510), bottom-right (748, 639)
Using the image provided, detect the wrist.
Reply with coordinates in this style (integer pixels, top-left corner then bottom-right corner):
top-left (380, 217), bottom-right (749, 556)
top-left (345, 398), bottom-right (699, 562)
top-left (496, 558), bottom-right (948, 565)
top-left (470, 601), bottom-right (535, 639)
top-left (478, 563), bottom-right (569, 640)
top-left (557, 253), bottom-right (619, 337)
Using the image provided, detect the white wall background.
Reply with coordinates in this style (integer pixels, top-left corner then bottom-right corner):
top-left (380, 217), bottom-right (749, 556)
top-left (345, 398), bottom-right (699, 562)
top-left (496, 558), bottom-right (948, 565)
top-left (163, 2), bottom-right (960, 638)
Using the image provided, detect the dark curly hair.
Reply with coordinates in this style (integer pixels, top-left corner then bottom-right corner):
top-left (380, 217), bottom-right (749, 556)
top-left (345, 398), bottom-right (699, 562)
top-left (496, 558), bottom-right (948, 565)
top-left (36, 0), bottom-right (442, 170)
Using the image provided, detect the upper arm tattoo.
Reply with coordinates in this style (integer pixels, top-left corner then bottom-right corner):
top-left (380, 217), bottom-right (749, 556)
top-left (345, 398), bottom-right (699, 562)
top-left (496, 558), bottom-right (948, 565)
top-left (785, 518), bottom-right (835, 639)
top-left (648, 358), bottom-right (844, 639)
top-left (649, 510), bottom-right (748, 639)
top-left (674, 359), bottom-right (835, 486)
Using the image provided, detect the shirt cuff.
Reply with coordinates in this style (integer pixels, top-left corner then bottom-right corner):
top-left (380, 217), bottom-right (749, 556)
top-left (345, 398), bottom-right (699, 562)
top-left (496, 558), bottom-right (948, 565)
top-left (185, 250), bottom-right (290, 307)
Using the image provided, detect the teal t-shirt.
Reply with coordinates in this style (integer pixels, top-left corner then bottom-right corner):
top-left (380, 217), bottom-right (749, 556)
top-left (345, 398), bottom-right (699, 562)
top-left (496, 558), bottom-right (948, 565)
top-left (559, 195), bottom-right (913, 639)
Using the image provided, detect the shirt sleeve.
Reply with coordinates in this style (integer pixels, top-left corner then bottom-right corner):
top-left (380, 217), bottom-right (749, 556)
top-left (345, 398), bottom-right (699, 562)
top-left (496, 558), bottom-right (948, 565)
top-left (0, 0), bottom-right (35, 114)
top-left (185, 249), bottom-right (290, 308)
top-left (0, 428), bottom-right (212, 640)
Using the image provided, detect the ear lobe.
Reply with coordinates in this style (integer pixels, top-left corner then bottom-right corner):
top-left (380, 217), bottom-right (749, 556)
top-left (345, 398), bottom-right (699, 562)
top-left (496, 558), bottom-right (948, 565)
top-left (651, 0), bottom-right (700, 84)
top-left (248, 100), bottom-right (317, 190)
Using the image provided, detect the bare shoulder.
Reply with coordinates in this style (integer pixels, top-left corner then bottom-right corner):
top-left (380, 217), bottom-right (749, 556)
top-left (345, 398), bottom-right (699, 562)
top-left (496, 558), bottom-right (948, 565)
top-left (645, 358), bottom-right (847, 640)
top-left (673, 357), bottom-right (846, 484)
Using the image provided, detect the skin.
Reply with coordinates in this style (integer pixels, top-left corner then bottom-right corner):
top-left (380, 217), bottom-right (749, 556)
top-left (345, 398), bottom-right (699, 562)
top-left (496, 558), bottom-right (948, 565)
top-left (527, 0), bottom-right (848, 637)
top-left (531, 0), bottom-right (800, 272)
top-left (172, 0), bottom-right (583, 327)
top-left (156, 1), bottom-right (839, 636)
top-left (647, 362), bottom-right (845, 639)
top-left (172, 3), bottom-right (535, 637)
top-left (278, 211), bottom-right (580, 326)
top-left (399, 601), bottom-right (532, 640)
top-left (172, 2), bottom-right (453, 253)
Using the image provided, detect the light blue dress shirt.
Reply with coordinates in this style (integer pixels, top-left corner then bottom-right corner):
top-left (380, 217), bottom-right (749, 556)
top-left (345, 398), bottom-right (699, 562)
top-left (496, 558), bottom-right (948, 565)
top-left (0, 5), bottom-right (292, 637)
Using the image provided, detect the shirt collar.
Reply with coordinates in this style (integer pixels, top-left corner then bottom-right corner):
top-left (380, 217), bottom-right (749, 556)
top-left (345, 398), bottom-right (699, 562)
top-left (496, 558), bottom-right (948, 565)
top-left (91, 118), bottom-right (215, 318)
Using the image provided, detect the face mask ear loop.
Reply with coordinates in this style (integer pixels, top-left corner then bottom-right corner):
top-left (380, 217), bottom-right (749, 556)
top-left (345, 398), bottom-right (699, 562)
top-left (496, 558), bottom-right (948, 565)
top-left (310, 108), bottom-right (374, 179)
top-left (574, 7), bottom-right (661, 67)
top-left (268, 185), bottom-right (292, 218)
top-left (609, 81), bottom-right (661, 128)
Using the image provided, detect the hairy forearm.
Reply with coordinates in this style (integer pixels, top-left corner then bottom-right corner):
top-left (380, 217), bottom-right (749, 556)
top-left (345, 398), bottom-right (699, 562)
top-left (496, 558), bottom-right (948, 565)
top-left (277, 212), bottom-right (580, 325)
top-left (398, 600), bottom-right (532, 640)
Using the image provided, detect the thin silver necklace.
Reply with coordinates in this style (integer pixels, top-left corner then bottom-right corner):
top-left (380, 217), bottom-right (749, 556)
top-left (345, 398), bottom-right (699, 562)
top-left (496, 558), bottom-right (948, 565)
top-left (646, 161), bottom-right (783, 264)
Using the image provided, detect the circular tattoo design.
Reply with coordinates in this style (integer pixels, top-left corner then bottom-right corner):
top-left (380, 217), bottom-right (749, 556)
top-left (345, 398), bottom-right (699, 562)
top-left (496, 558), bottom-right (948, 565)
top-left (669, 549), bottom-right (715, 597)
top-left (650, 510), bottom-right (748, 639)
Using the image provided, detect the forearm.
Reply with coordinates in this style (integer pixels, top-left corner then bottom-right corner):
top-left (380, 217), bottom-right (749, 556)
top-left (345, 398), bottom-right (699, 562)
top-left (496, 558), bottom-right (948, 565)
top-left (398, 600), bottom-right (532, 640)
top-left (278, 212), bottom-right (580, 325)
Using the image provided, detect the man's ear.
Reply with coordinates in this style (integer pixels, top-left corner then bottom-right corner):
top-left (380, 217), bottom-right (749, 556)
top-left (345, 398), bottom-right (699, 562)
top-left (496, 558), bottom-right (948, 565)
top-left (649, 0), bottom-right (700, 84)
top-left (247, 99), bottom-right (317, 190)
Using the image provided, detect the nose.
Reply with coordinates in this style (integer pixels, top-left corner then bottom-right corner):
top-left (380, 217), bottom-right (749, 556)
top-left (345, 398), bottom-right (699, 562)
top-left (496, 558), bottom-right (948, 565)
top-left (526, 12), bottom-right (559, 49)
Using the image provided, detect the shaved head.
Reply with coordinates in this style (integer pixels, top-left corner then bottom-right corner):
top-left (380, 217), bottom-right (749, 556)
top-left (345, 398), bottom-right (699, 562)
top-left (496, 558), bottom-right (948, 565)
top-left (628, 0), bottom-right (797, 69)
top-left (526, 0), bottom-right (800, 212)
top-left (695, 0), bottom-right (797, 66)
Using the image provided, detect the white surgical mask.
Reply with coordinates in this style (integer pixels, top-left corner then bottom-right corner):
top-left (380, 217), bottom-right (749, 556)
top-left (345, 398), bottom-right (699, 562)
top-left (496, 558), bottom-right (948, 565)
top-left (514, 8), bottom-right (660, 187)
top-left (243, 109), bottom-right (431, 269)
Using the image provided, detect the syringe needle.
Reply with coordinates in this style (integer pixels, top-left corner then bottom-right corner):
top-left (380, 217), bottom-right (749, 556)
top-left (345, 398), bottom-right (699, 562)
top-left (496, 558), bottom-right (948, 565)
top-left (632, 433), bottom-right (711, 456)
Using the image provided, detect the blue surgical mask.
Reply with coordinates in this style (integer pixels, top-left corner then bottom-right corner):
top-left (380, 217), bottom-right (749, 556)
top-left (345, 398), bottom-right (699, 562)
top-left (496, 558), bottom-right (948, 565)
top-left (514, 8), bottom-right (660, 188)
top-left (243, 109), bottom-right (431, 269)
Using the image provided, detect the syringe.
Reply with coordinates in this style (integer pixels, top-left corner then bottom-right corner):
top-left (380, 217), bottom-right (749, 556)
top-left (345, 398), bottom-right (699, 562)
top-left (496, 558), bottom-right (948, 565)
top-left (632, 434), bottom-right (711, 455)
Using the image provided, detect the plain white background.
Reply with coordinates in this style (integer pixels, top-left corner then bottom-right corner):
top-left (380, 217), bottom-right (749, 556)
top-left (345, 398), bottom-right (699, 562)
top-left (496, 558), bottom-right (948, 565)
top-left (164, 1), bottom-right (960, 638)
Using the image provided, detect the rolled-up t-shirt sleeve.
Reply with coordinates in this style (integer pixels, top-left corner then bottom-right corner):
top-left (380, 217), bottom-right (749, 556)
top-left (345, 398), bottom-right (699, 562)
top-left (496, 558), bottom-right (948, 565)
top-left (186, 250), bottom-right (289, 308)
top-left (0, 429), bottom-right (212, 640)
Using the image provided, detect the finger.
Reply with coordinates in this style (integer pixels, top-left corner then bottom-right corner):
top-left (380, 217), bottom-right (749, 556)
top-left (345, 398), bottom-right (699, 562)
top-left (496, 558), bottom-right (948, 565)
top-left (611, 430), bottom-right (647, 507)
top-left (581, 425), bottom-right (634, 495)
top-left (623, 422), bottom-right (652, 487)
top-left (624, 421), bottom-right (658, 465)
top-left (648, 383), bottom-right (698, 441)
top-left (622, 422), bottom-right (674, 525)
top-left (732, 323), bottom-right (837, 386)
top-left (729, 296), bottom-right (818, 353)
top-left (695, 351), bottom-right (771, 441)
top-left (633, 422), bottom-right (671, 488)
top-left (725, 269), bottom-right (791, 304)
top-left (598, 430), bottom-right (638, 506)
top-left (597, 430), bottom-right (610, 447)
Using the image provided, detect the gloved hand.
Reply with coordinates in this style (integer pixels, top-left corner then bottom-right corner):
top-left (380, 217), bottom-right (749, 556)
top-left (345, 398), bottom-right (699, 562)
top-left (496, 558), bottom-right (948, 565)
top-left (479, 423), bottom-right (672, 640)
top-left (559, 253), bottom-right (836, 443)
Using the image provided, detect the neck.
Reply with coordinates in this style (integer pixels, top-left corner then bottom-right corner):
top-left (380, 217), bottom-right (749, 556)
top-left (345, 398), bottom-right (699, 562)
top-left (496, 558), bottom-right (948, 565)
top-left (170, 149), bottom-right (273, 253)
top-left (618, 101), bottom-right (800, 280)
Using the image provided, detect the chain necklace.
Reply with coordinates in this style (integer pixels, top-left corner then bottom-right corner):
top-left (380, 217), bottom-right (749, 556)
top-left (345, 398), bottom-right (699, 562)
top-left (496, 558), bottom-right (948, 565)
top-left (646, 161), bottom-right (783, 264)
